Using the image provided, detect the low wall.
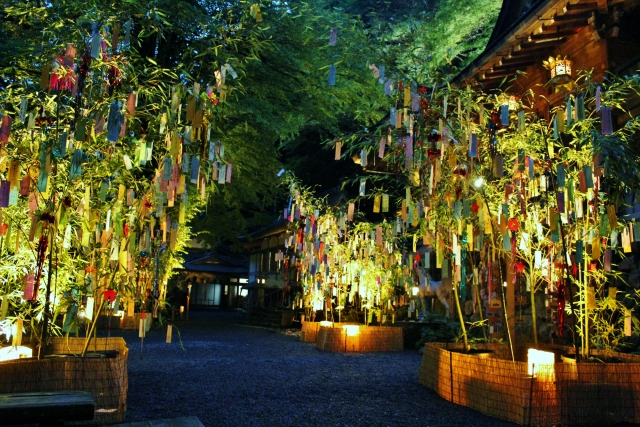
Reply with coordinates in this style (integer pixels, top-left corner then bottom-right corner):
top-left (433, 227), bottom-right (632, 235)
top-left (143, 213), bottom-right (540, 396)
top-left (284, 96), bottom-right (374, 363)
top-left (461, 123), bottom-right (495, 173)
top-left (300, 322), bottom-right (355, 343)
top-left (0, 337), bottom-right (128, 425)
top-left (419, 342), bottom-right (640, 426)
top-left (315, 325), bottom-right (403, 352)
top-left (300, 321), bottom-right (321, 342)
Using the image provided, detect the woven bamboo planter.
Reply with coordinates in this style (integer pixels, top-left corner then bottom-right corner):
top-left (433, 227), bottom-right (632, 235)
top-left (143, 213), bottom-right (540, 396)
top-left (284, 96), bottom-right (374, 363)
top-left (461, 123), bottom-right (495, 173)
top-left (0, 337), bottom-right (128, 425)
top-left (300, 322), bottom-right (356, 343)
top-left (419, 342), bottom-right (640, 426)
top-left (315, 325), bottom-right (403, 352)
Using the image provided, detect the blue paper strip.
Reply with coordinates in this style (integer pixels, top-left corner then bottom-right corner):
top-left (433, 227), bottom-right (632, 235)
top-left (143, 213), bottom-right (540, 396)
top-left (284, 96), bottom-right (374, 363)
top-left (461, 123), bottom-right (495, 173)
top-left (190, 156), bottom-right (200, 184)
top-left (468, 134), bottom-right (477, 157)
top-left (557, 163), bottom-right (565, 187)
top-left (328, 65), bottom-right (337, 86)
top-left (500, 104), bottom-right (509, 127)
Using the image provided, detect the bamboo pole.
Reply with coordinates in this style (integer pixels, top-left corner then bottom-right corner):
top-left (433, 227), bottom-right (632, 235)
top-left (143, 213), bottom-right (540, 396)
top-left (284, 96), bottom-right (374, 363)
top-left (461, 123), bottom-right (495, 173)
top-left (556, 199), bottom-right (580, 362)
top-left (529, 270), bottom-right (538, 347)
top-left (82, 298), bottom-right (105, 357)
top-left (451, 260), bottom-right (469, 351)
top-left (82, 262), bottom-right (119, 356)
top-left (473, 269), bottom-right (488, 342)
top-left (500, 253), bottom-right (515, 362)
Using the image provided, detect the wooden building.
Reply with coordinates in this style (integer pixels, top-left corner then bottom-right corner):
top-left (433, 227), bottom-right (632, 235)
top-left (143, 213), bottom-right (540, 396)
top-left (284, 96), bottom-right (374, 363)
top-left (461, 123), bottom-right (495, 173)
top-left (173, 248), bottom-right (249, 308)
top-left (458, 0), bottom-right (640, 118)
top-left (455, 0), bottom-right (640, 341)
top-left (243, 187), bottom-right (348, 309)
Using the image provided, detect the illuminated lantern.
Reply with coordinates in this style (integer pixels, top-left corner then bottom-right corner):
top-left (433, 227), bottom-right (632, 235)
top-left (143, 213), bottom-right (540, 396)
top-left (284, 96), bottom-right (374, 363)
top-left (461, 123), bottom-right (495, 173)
top-left (543, 55), bottom-right (572, 79)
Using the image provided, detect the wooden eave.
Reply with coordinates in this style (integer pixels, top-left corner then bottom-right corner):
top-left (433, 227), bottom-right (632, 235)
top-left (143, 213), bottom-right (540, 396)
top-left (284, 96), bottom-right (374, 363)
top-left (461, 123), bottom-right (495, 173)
top-left (459, 0), bottom-right (601, 90)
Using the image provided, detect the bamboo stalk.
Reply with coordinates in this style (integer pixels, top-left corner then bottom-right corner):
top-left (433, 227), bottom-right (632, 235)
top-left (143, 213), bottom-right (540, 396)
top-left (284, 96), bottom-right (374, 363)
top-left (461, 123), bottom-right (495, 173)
top-left (556, 197), bottom-right (580, 362)
top-left (82, 261), bottom-right (120, 356)
top-left (529, 269), bottom-right (538, 347)
top-left (452, 275), bottom-right (469, 352)
top-left (82, 298), bottom-right (105, 357)
top-left (474, 276), bottom-right (488, 342)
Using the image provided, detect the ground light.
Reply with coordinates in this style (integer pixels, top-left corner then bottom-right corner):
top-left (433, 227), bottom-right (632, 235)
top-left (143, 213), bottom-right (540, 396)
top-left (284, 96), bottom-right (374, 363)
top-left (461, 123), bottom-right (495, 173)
top-left (343, 325), bottom-right (359, 336)
top-left (0, 345), bottom-right (32, 362)
top-left (527, 348), bottom-right (554, 377)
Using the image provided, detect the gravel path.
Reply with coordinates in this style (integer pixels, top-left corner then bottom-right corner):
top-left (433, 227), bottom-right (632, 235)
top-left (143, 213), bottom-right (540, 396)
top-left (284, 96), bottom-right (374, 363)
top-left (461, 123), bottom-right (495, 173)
top-left (119, 310), bottom-right (517, 427)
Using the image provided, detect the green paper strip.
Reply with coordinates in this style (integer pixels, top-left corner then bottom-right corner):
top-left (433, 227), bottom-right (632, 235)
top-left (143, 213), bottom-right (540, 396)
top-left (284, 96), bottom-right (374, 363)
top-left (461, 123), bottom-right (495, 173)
top-left (441, 258), bottom-right (449, 278)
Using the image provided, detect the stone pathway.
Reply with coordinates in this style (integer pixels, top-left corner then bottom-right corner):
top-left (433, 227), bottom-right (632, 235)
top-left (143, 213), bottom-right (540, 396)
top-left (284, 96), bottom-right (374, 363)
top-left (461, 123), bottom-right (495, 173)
top-left (119, 310), bottom-right (517, 427)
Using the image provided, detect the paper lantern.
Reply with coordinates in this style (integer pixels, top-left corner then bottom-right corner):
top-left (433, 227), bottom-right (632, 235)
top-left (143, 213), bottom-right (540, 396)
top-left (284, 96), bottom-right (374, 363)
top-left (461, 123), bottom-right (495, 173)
top-left (543, 55), bottom-right (572, 79)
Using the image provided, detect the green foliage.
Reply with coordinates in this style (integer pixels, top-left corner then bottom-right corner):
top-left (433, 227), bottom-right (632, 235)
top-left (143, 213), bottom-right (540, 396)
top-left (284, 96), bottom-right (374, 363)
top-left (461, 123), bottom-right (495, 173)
top-left (370, 0), bottom-right (502, 82)
top-left (416, 315), bottom-right (461, 349)
top-left (0, 0), bottom-right (291, 346)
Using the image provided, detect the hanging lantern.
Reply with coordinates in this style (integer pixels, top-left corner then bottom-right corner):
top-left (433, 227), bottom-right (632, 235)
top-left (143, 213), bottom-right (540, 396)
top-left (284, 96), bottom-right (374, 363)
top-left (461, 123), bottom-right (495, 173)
top-left (543, 55), bottom-right (572, 79)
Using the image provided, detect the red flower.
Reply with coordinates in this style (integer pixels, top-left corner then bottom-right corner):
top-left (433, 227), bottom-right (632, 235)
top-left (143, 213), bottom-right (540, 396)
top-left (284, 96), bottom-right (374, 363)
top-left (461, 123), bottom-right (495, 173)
top-left (515, 261), bottom-right (525, 273)
top-left (102, 289), bottom-right (117, 303)
top-left (507, 218), bottom-right (519, 231)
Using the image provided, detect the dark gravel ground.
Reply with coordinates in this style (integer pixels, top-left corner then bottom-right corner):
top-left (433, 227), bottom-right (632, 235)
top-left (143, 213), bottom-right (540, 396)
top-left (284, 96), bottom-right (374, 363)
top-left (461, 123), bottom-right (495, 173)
top-left (118, 309), bottom-right (518, 427)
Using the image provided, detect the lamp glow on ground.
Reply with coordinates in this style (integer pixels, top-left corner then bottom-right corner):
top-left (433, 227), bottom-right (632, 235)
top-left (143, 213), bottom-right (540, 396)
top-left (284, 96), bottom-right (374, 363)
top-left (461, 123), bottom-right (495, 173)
top-left (527, 348), bottom-right (554, 377)
top-left (343, 325), bottom-right (359, 336)
top-left (0, 346), bottom-right (32, 362)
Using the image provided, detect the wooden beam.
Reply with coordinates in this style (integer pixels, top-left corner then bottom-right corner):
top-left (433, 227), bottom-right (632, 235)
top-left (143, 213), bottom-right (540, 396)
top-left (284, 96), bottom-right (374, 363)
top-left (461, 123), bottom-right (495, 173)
top-left (553, 11), bottom-right (594, 22)
top-left (498, 56), bottom-right (538, 67)
top-left (510, 49), bottom-right (555, 60)
top-left (596, 0), bottom-right (608, 13)
top-left (492, 61), bottom-right (536, 73)
top-left (520, 38), bottom-right (565, 51)
top-left (501, 53), bottom-right (539, 63)
top-left (542, 20), bottom-right (590, 33)
top-left (482, 69), bottom-right (521, 79)
top-left (530, 29), bottom-right (579, 41)
top-left (564, 2), bottom-right (598, 13)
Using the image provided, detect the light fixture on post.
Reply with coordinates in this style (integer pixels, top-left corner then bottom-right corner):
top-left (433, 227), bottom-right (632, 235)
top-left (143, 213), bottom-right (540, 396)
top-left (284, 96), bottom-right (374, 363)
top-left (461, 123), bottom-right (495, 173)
top-left (543, 55), bottom-right (574, 92)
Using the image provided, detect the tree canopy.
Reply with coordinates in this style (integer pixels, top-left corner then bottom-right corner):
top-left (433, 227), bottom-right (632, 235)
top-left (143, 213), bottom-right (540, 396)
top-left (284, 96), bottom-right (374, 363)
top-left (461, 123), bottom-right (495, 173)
top-left (0, 0), bottom-right (503, 250)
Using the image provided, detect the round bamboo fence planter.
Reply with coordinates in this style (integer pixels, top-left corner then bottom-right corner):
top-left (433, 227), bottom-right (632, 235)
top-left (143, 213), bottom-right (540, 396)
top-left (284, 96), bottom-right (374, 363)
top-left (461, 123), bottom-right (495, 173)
top-left (315, 325), bottom-right (403, 352)
top-left (419, 342), bottom-right (640, 426)
top-left (0, 337), bottom-right (128, 425)
top-left (300, 321), bottom-right (357, 343)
